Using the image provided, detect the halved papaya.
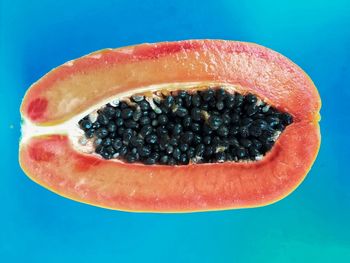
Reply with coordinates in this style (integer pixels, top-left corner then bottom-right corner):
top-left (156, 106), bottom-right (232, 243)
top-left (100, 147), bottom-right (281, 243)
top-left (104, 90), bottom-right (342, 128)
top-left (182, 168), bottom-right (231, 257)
top-left (19, 40), bottom-right (321, 212)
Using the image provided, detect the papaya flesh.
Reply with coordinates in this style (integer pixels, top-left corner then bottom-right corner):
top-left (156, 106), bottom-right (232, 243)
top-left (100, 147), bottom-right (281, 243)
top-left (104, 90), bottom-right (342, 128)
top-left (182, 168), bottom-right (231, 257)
top-left (19, 40), bottom-right (321, 212)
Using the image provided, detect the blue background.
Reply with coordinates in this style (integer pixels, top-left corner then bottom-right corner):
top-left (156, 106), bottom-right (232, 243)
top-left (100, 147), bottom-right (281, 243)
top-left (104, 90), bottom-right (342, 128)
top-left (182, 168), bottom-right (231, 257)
top-left (1, 0), bottom-right (349, 262)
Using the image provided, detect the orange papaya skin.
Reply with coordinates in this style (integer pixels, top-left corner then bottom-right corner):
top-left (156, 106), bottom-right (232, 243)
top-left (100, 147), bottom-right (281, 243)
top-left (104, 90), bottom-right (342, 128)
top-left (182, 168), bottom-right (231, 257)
top-left (19, 40), bottom-right (321, 212)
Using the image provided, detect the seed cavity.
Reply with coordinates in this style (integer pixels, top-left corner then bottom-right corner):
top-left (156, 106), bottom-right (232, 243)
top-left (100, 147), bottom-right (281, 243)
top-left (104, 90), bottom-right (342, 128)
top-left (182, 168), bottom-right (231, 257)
top-left (78, 87), bottom-right (293, 165)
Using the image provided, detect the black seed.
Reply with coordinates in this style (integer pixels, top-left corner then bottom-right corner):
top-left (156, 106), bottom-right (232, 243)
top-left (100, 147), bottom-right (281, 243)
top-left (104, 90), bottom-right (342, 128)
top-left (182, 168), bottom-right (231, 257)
top-left (216, 101), bottom-right (224, 110)
top-left (222, 113), bottom-right (231, 125)
top-left (139, 116), bottom-right (151, 126)
top-left (176, 107), bottom-right (188, 117)
top-left (204, 146), bottom-right (214, 157)
top-left (236, 147), bottom-right (247, 159)
top-left (131, 136), bottom-right (144, 147)
top-left (138, 100), bottom-right (150, 111)
top-left (121, 108), bottom-right (133, 119)
top-left (242, 117), bottom-right (253, 126)
top-left (103, 106), bottom-right (116, 118)
top-left (231, 113), bottom-right (240, 123)
top-left (85, 129), bottom-right (95, 138)
top-left (172, 123), bottom-right (183, 135)
top-left (151, 119), bottom-right (158, 127)
top-left (173, 148), bottom-right (181, 160)
top-left (245, 104), bottom-right (259, 116)
top-left (208, 115), bottom-right (223, 130)
top-left (216, 152), bottom-right (226, 162)
top-left (201, 89), bottom-right (215, 101)
top-left (208, 98), bottom-right (216, 109)
top-left (180, 154), bottom-right (189, 164)
top-left (168, 157), bottom-right (176, 165)
top-left (193, 134), bottom-right (202, 145)
top-left (195, 144), bottom-right (205, 157)
top-left (249, 125), bottom-right (262, 137)
top-left (266, 116), bottom-right (280, 127)
top-left (203, 136), bottom-right (211, 145)
top-left (107, 122), bottom-right (117, 133)
top-left (149, 111), bottom-right (157, 119)
top-left (159, 155), bottom-right (169, 164)
top-left (138, 145), bottom-right (151, 157)
top-left (202, 124), bottom-right (213, 135)
top-left (239, 126), bottom-right (250, 138)
top-left (229, 125), bottom-right (239, 136)
top-left (228, 137), bottom-right (239, 147)
top-left (179, 143), bottom-right (189, 152)
top-left (240, 138), bottom-right (252, 148)
top-left (117, 127), bottom-right (125, 136)
top-left (115, 108), bottom-right (121, 118)
top-left (234, 93), bottom-right (244, 106)
top-left (187, 147), bottom-right (196, 158)
top-left (281, 112), bottom-right (293, 125)
top-left (92, 121), bottom-right (101, 129)
top-left (192, 94), bottom-right (201, 107)
top-left (264, 141), bottom-right (274, 151)
top-left (201, 103), bottom-right (209, 111)
top-left (157, 114), bottom-right (168, 125)
top-left (245, 94), bottom-right (258, 104)
top-left (182, 95), bottom-right (190, 108)
top-left (118, 146), bottom-right (128, 156)
top-left (125, 120), bottom-right (138, 129)
top-left (101, 150), bottom-right (112, 159)
top-left (97, 114), bottom-right (109, 125)
top-left (178, 90), bottom-right (187, 98)
top-left (126, 153), bottom-right (137, 163)
top-left (215, 88), bottom-right (226, 100)
top-left (182, 116), bottom-right (191, 128)
top-left (109, 132), bottom-right (117, 138)
top-left (225, 94), bottom-right (235, 108)
top-left (249, 147), bottom-right (260, 158)
top-left (95, 127), bottom-right (108, 138)
top-left (253, 119), bottom-right (268, 130)
top-left (191, 108), bottom-right (202, 121)
top-left (119, 102), bottom-right (128, 109)
top-left (163, 96), bottom-right (175, 108)
top-left (217, 125), bottom-right (229, 137)
top-left (95, 138), bottom-right (102, 146)
top-left (112, 139), bottom-right (122, 150)
top-left (191, 122), bottom-right (201, 133)
top-left (102, 138), bottom-right (112, 146)
top-left (251, 139), bottom-right (262, 149)
top-left (106, 146), bottom-right (115, 155)
top-left (151, 152), bottom-right (160, 161)
top-left (140, 125), bottom-right (153, 137)
top-left (133, 110), bottom-right (142, 121)
top-left (115, 118), bottom-right (124, 127)
top-left (145, 134), bottom-right (157, 144)
top-left (80, 119), bottom-right (92, 130)
top-left (157, 126), bottom-right (168, 136)
top-left (166, 145), bottom-right (174, 154)
top-left (95, 145), bottom-right (104, 154)
top-left (181, 131), bottom-right (194, 144)
top-left (144, 158), bottom-right (156, 165)
top-left (275, 123), bottom-right (285, 131)
top-left (169, 137), bottom-right (179, 146)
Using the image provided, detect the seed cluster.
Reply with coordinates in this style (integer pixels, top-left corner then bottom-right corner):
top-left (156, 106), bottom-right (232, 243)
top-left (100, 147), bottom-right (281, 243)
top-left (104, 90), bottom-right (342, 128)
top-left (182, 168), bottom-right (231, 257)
top-left (78, 88), bottom-right (293, 165)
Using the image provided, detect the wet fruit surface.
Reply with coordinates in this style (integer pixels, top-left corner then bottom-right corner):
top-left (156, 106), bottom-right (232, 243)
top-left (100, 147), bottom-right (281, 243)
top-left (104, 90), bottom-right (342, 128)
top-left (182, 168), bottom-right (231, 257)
top-left (19, 40), bottom-right (321, 212)
top-left (79, 88), bottom-right (293, 164)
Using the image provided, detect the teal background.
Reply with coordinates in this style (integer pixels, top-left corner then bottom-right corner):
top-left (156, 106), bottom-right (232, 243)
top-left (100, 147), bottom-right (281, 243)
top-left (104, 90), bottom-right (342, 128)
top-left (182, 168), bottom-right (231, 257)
top-left (1, 0), bottom-right (349, 262)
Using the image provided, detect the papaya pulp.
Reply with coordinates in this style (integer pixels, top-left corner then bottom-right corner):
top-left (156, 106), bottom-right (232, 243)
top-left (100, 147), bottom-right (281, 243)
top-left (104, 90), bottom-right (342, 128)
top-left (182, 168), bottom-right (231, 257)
top-left (19, 40), bottom-right (321, 212)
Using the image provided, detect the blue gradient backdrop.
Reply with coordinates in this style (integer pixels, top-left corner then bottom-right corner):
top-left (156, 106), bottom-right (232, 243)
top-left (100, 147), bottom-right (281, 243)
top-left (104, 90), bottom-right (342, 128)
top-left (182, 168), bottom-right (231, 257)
top-left (1, 0), bottom-right (349, 262)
